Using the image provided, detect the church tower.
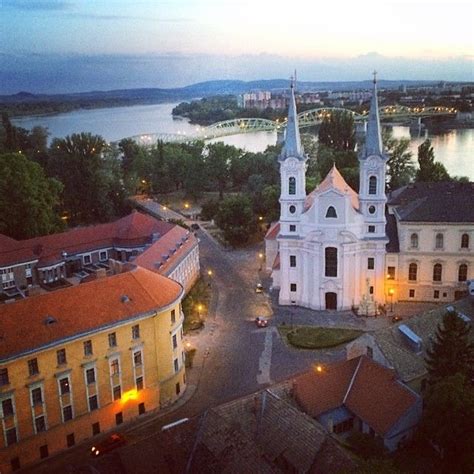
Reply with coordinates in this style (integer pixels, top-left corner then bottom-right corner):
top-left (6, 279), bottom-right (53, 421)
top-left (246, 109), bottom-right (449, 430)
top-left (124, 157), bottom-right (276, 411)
top-left (359, 72), bottom-right (387, 238)
top-left (278, 79), bottom-right (308, 236)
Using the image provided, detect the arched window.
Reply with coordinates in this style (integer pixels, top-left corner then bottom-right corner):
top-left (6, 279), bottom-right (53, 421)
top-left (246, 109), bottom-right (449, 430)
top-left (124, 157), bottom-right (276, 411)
top-left (289, 177), bottom-right (296, 195)
top-left (433, 263), bottom-right (442, 282)
top-left (461, 233), bottom-right (469, 249)
top-left (458, 264), bottom-right (468, 282)
top-left (325, 247), bottom-right (338, 277)
top-left (435, 233), bottom-right (444, 249)
top-left (408, 263), bottom-right (418, 281)
top-left (368, 176), bottom-right (377, 195)
top-left (326, 206), bottom-right (337, 218)
top-left (410, 233), bottom-right (419, 249)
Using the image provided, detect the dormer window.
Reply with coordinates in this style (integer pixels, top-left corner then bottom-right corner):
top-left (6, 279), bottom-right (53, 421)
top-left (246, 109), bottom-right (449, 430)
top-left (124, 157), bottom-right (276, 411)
top-left (325, 206), bottom-right (337, 218)
top-left (368, 176), bottom-right (377, 195)
top-left (288, 177), bottom-right (296, 195)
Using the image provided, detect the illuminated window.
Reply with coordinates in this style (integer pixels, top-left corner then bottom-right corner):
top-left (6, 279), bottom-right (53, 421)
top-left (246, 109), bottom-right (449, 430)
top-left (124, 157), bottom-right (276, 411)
top-left (59, 377), bottom-right (70, 395)
top-left (387, 266), bottom-right (395, 280)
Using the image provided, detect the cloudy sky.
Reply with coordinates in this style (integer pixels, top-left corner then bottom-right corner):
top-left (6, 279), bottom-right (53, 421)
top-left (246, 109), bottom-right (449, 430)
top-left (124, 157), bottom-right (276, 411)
top-left (1, 0), bottom-right (473, 93)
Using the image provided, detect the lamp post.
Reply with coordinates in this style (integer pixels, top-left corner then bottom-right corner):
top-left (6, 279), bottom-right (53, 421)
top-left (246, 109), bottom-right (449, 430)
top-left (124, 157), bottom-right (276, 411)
top-left (197, 304), bottom-right (203, 322)
top-left (388, 288), bottom-right (394, 312)
top-left (207, 269), bottom-right (213, 287)
top-left (258, 252), bottom-right (264, 271)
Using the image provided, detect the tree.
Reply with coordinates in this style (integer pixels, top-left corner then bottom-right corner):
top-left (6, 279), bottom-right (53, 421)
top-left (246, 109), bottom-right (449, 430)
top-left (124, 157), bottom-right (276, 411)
top-left (200, 198), bottom-right (220, 221)
top-left (383, 130), bottom-right (415, 191)
top-left (416, 139), bottom-right (451, 182)
top-left (260, 185), bottom-right (280, 223)
top-left (205, 143), bottom-right (238, 199)
top-left (425, 309), bottom-right (474, 384)
top-left (318, 111), bottom-right (356, 152)
top-left (316, 145), bottom-right (359, 191)
top-left (420, 373), bottom-right (474, 472)
top-left (0, 153), bottom-right (63, 239)
top-left (215, 195), bottom-right (256, 246)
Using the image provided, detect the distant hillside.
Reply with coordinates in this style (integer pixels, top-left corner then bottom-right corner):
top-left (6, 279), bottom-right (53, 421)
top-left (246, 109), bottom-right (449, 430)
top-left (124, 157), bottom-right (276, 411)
top-left (0, 79), bottom-right (446, 117)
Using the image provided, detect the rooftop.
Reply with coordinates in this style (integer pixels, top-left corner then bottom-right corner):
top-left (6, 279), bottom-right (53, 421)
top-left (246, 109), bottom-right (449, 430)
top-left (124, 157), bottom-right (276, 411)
top-left (294, 355), bottom-right (419, 436)
top-left (0, 265), bottom-right (182, 362)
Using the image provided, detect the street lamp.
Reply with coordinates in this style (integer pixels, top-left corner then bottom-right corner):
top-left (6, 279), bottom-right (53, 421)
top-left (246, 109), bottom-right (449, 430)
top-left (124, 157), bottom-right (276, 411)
top-left (258, 253), bottom-right (264, 271)
top-left (197, 304), bottom-right (203, 320)
top-left (388, 288), bottom-right (395, 312)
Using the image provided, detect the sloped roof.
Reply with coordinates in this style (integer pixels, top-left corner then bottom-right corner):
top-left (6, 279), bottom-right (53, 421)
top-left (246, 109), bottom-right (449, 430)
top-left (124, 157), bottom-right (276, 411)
top-left (388, 182), bottom-right (474, 223)
top-left (304, 165), bottom-right (359, 212)
top-left (0, 266), bottom-right (182, 361)
top-left (265, 222), bottom-right (280, 240)
top-left (294, 356), bottom-right (419, 436)
top-left (272, 253), bottom-right (280, 270)
top-left (385, 212), bottom-right (400, 253)
top-left (0, 211), bottom-right (175, 268)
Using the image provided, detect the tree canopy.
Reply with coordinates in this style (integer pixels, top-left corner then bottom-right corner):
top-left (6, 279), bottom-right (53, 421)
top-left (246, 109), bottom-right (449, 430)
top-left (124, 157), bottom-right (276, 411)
top-left (416, 139), bottom-right (451, 182)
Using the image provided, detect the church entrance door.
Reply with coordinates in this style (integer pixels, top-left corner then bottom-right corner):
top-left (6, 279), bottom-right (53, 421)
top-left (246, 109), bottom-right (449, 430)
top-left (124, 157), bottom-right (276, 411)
top-left (325, 292), bottom-right (337, 310)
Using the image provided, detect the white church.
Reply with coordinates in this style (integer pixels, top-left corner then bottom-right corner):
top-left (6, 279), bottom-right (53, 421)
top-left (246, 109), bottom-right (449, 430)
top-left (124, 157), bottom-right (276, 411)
top-left (265, 77), bottom-right (473, 314)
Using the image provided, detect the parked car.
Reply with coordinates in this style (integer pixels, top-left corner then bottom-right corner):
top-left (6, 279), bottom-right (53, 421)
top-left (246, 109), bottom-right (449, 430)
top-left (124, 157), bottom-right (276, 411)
top-left (255, 283), bottom-right (263, 293)
top-left (391, 315), bottom-right (403, 323)
top-left (190, 223), bottom-right (200, 230)
top-left (255, 316), bottom-right (268, 328)
top-left (91, 433), bottom-right (126, 456)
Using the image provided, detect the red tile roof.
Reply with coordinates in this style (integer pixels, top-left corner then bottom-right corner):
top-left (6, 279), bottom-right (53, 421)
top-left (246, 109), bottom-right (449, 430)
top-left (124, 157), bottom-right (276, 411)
top-left (0, 212), bottom-right (175, 268)
top-left (294, 356), bottom-right (418, 436)
top-left (0, 266), bottom-right (182, 361)
top-left (265, 222), bottom-right (280, 240)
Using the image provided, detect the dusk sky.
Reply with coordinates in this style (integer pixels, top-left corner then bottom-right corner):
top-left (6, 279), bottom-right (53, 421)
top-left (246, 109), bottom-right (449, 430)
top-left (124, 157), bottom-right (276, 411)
top-left (1, 0), bottom-right (473, 93)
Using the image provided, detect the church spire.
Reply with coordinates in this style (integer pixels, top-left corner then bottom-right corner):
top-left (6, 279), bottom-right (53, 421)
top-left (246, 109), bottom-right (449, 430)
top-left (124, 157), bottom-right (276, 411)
top-left (280, 76), bottom-right (304, 161)
top-left (363, 71), bottom-right (384, 158)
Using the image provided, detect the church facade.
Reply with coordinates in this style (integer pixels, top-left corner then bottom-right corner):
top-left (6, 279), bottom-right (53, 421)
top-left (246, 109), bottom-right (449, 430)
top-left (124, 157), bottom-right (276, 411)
top-left (265, 78), bottom-right (473, 313)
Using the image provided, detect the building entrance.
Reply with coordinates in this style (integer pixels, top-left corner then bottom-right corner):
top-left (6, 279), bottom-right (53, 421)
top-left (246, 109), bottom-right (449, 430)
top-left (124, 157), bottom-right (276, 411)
top-left (325, 292), bottom-right (337, 310)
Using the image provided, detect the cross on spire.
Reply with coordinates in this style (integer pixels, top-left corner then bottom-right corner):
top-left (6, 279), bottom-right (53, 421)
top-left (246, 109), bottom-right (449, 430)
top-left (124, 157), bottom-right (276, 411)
top-left (372, 70), bottom-right (377, 84)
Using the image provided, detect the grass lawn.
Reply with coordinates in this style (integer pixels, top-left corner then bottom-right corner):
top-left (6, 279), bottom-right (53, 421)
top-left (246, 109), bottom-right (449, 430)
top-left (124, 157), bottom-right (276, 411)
top-left (279, 325), bottom-right (363, 349)
top-left (182, 277), bottom-right (211, 333)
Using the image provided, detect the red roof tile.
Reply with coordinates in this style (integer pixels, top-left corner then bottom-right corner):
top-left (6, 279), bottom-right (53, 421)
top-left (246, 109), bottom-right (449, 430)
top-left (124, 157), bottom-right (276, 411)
top-left (294, 356), bottom-right (418, 436)
top-left (265, 222), bottom-right (280, 240)
top-left (0, 266), bottom-right (182, 361)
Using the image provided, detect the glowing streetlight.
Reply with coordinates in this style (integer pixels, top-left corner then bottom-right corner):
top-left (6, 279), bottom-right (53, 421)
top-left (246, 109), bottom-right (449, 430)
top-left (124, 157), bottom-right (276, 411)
top-left (388, 288), bottom-right (395, 312)
top-left (258, 216), bottom-right (264, 222)
top-left (258, 252), bottom-right (264, 271)
top-left (184, 203), bottom-right (190, 209)
top-left (316, 365), bottom-right (323, 373)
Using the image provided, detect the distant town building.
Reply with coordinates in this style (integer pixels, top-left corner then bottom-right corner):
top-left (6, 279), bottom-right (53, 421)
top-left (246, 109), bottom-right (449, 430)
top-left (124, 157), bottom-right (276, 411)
top-left (239, 90), bottom-right (321, 110)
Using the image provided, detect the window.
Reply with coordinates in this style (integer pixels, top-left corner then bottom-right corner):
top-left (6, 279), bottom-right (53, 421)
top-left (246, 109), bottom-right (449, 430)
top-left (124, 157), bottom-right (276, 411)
top-left (289, 205), bottom-right (296, 214)
top-left (63, 405), bottom-right (73, 422)
top-left (132, 324), bottom-right (140, 340)
top-left (289, 225), bottom-right (296, 232)
top-left (387, 266), bottom-right (395, 280)
top-left (113, 385), bottom-right (121, 401)
top-left (28, 358), bottom-right (39, 376)
top-left (368, 225), bottom-right (375, 233)
top-left (174, 358), bottom-right (179, 373)
top-left (369, 286), bottom-right (374, 295)
top-left (110, 359), bottom-right (120, 376)
top-left (458, 264), bottom-right (468, 282)
top-left (408, 263), bottom-right (418, 281)
top-left (410, 233), bottom-right (419, 249)
top-left (366, 346), bottom-right (373, 359)
top-left (368, 205), bottom-right (376, 215)
top-left (367, 258), bottom-right (375, 270)
top-left (138, 402), bottom-right (145, 415)
top-left (290, 255), bottom-right (296, 267)
top-left (11, 457), bottom-right (20, 471)
top-left (66, 433), bottom-right (75, 447)
top-left (83, 340), bottom-right (93, 357)
top-left (171, 309), bottom-right (176, 324)
top-left (172, 334), bottom-right (178, 349)
top-left (0, 368), bottom-right (9, 386)
top-left (99, 250), bottom-right (108, 261)
top-left (290, 283), bottom-right (297, 292)
top-left (435, 233), bottom-right (444, 249)
top-left (59, 377), bottom-right (70, 395)
top-left (2, 398), bottom-right (14, 417)
top-left (108, 332), bottom-right (117, 348)
top-left (83, 254), bottom-right (91, 265)
top-left (86, 368), bottom-right (96, 385)
top-left (115, 412), bottom-right (123, 425)
top-left (5, 427), bottom-right (17, 446)
top-left (333, 418), bottom-right (354, 434)
top-left (89, 395), bottom-right (98, 411)
top-left (434, 290), bottom-right (440, 299)
top-left (368, 176), bottom-right (377, 194)
top-left (325, 206), bottom-right (337, 218)
top-left (433, 263), bottom-right (442, 282)
top-left (136, 376), bottom-right (144, 391)
top-left (288, 176), bottom-right (296, 195)
top-left (461, 233), bottom-right (469, 248)
top-left (39, 444), bottom-right (49, 459)
top-left (176, 382), bottom-right (181, 395)
top-left (133, 351), bottom-right (142, 366)
top-left (31, 387), bottom-right (43, 406)
top-left (57, 348), bottom-right (67, 365)
top-left (92, 422), bottom-right (100, 436)
top-left (409, 289), bottom-right (415, 298)
top-left (35, 415), bottom-right (46, 433)
top-left (325, 247), bottom-right (338, 277)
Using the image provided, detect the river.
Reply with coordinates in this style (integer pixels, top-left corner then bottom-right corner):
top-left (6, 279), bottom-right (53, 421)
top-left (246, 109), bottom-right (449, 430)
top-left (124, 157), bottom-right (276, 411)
top-left (12, 102), bottom-right (474, 179)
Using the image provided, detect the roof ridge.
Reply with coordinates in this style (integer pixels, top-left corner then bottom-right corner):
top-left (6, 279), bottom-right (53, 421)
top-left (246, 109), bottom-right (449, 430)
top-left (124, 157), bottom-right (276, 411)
top-left (343, 356), bottom-right (363, 404)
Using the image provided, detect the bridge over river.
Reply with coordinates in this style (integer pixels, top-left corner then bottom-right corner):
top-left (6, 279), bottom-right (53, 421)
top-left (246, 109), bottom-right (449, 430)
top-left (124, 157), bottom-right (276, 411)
top-left (126, 105), bottom-right (457, 145)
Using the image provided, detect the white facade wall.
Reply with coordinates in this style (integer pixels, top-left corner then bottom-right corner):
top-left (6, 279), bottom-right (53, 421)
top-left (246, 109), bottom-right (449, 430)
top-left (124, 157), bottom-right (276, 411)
top-left (167, 244), bottom-right (200, 293)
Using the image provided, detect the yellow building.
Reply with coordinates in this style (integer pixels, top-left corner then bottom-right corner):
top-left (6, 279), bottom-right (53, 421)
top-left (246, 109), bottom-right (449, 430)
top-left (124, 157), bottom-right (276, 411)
top-left (0, 265), bottom-right (186, 472)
